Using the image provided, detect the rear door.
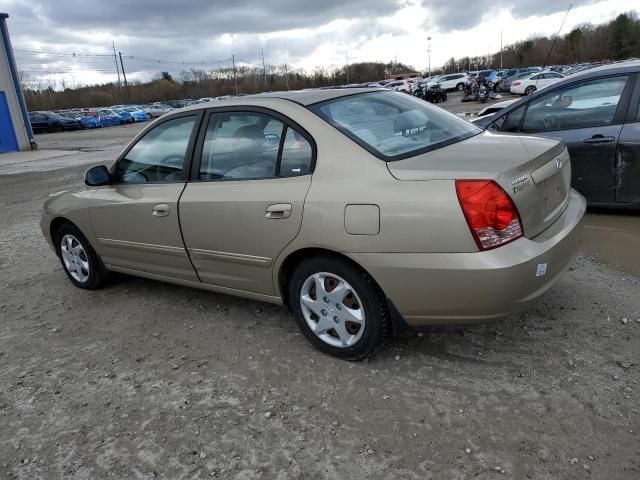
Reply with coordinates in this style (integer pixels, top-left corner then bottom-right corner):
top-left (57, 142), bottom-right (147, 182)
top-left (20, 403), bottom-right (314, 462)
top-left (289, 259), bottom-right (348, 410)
top-left (616, 74), bottom-right (640, 204)
top-left (500, 74), bottom-right (634, 203)
top-left (179, 108), bottom-right (315, 295)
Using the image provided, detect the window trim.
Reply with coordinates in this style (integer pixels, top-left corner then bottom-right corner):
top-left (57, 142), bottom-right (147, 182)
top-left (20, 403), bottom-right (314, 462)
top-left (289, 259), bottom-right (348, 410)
top-left (110, 110), bottom-right (204, 185)
top-left (624, 73), bottom-right (640, 122)
top-left (498, 73), bottom-right (635, 134)
top-left (190, 106), bottom-right (317, 183)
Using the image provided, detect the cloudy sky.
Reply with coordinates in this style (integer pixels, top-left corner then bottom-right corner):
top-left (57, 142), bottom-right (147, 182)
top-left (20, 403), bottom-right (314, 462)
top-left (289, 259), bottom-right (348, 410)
top-left (2, 0), bottom-right (638, 87)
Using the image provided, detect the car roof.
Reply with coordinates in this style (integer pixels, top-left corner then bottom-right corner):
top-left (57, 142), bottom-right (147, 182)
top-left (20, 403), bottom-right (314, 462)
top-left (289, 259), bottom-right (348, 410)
top-left (176, 87), bottom-right (383, 111)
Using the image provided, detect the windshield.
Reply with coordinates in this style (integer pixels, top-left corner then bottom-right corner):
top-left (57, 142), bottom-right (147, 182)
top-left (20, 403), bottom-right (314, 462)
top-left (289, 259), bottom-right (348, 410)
top-left (309, 91), bottom-right (481, 160)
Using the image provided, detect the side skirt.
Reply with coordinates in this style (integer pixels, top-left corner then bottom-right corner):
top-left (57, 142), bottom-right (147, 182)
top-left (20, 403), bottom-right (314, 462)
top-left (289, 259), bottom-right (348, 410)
top-left (106, 264), bottom-right (284, 306)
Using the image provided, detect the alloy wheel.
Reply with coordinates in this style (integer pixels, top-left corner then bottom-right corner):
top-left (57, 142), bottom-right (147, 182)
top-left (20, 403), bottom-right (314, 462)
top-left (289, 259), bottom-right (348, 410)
top-left (299, 272), bottom-right (366, 348)
top-left (60, 234), bottom-right (90, 283)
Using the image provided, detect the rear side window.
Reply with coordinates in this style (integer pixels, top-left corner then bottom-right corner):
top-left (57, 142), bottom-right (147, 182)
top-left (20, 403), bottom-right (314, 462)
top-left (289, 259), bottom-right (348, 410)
top-left (310, 91), bottom-right (481, 160)
top-left (199, 113), bottom-right (284, 180)
top-left (198, 112), bottom-right (314, 181)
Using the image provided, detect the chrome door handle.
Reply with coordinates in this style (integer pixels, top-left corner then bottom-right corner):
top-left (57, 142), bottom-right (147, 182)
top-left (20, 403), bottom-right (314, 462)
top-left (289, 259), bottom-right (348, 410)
top-left (265, 203), bottom-right (292, 219)
top-left (152, 204), bottom-right (170, 217)
top-left (583, 135), bottom-right (615, 144)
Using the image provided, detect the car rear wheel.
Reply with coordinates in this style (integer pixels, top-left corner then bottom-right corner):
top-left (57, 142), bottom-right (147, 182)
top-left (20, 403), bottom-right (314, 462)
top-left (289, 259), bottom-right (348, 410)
top-left (289, 256), bottom-right (390, 360)
top-left (49, 123), bottom-right (63, 133)
top-left (55, 223), bottom-right (107, 290)
top-left (525, 85), bottom-right (536, 95)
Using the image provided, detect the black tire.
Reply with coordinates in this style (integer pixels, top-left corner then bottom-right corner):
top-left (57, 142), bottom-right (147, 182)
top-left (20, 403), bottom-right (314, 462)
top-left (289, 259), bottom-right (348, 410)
top-left (54, 223), bottom-right (108, 290)
top-left (49, 123), bottom-right (63, 133)
top-left (456, 83), bottom-right (465, 91)
top-left (525, 85), bottom-right (536, 95)
top-left (288, 255), bottom-right (390, 360)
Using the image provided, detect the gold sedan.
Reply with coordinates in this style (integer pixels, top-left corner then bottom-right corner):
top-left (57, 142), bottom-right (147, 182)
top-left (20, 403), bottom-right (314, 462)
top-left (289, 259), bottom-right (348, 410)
top-left (41, 89), bottom-right (585, 359)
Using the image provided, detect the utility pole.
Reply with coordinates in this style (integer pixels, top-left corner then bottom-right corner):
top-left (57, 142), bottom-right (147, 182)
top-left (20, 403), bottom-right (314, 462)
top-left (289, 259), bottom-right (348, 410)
top-left (345, 52), bottom-right (349, 83)
top-left (118, 52), bottom-right (131, 103)
top-left (260, 48), bottom-right (267, 85)
top-left (232, 54), bottom-right (238, 94)
top-left (427, 36), bottom-right (432, 77)
top-left (284, 63), bottom-right (289, 90)
top-left (500, 30), bottom-right (503, 69)
top-left (112, 42), bottom-right (121, 88)
top-left (112, 42), bottom-right (121, 103)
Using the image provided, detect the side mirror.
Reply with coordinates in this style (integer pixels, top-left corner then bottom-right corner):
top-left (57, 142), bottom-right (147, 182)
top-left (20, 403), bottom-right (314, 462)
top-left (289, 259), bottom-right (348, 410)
top-left (85, 165), bottom-right (111, 186)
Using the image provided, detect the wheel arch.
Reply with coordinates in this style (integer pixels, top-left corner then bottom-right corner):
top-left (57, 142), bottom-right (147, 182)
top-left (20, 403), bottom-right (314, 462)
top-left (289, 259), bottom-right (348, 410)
top-left (49, 217), bottom-right (79, 253)
top-left (276, 247), bottom-right (411, 336)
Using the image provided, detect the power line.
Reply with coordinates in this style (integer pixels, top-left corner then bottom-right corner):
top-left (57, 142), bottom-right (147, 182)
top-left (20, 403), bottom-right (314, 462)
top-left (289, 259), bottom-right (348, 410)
top-left (13, 48), bottom-right (114, 57)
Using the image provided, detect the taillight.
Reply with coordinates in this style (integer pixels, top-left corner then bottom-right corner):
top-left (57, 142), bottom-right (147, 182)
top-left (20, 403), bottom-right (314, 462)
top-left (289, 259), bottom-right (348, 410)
top-left (512, 81), bottom-right (521, 86)
top-left (455, 180), bottom-right (523, 250)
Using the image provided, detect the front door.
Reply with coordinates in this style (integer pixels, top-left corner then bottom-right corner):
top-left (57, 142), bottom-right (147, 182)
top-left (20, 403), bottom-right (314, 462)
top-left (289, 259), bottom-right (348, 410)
top-left (89, 114), bottom-right (200, 280)
top-left (179, 110), bottom-right (315, 295)
top-left (511, 74), bottom-right (632, 203)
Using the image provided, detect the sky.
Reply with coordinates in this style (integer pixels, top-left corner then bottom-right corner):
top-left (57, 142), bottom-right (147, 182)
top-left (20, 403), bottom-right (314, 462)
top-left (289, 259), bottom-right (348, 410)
top-left (2, 0), bottom-right (638, 87)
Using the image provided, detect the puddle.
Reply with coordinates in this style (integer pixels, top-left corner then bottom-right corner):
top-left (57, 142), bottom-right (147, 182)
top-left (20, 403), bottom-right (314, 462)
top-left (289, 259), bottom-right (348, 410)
top-left (580, 211), bottom-right (640, 276)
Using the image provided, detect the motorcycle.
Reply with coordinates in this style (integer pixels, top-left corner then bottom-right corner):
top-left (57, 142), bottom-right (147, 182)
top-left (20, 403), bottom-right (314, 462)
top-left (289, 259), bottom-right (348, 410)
top-left (424, 83), bottom-right (447, 103)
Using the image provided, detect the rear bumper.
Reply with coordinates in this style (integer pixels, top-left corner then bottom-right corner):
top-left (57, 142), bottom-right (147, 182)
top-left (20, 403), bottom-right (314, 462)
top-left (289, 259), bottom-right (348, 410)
top-left (350, 189), bottom-right (586, 326)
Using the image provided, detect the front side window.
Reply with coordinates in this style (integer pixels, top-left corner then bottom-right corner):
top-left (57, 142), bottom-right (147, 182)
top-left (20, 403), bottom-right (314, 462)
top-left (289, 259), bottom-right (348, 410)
top-left (521, 76), bottom-right (629, 132)
top-left (310, 91), bottom-right (481, 160)
top-left (116, 115), bottom-right (196, 183)
top-left (500, 104), bottom-right (526, 132)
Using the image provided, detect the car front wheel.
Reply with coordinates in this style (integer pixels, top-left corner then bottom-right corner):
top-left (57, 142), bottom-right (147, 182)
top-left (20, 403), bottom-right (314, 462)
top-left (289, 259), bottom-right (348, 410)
top-left (289, 256), bottom-right (390, 360)
top-left (55, 223), bottom-right (107, 290)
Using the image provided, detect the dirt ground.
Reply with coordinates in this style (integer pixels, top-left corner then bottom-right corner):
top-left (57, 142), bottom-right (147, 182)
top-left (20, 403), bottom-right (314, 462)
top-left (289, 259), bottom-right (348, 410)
top-left (1, 98), bottom-right (639, 479)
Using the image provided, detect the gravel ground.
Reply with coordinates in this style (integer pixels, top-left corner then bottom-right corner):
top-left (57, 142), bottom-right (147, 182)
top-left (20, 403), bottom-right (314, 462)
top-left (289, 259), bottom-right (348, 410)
top-left (1, 106), bottom-right (639, 479)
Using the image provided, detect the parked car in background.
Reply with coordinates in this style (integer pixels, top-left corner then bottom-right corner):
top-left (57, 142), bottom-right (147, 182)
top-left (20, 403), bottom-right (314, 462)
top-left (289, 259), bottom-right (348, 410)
top-left (77, 111), bottom-right (101, 129)
top-left (143, 104), bottom-right (175, 118)
top-left (429, 73), bottom-right (469, 91)
top-left (384, 80), bottom-right (411, 92)
top-left (501, 67), bottom-right (541, 79)
top-left (498, 72), bottom-right (536, 92)
top-left (167, 99), bottom-right (195, 108)
top-left (29, 111), bottom-right (81, 133)
top-left (122, 106), bottom-right (151, 122)
top-left (111, 108), bottom-right (136, 124)
top-left (96, 109), bottom-right (122, 127)
top-left (473, 99), bottom-right (517, 118)
top-left (510, 71), bottom-right (565, 95)
top-left (473, 61), bottom-right (640, 208)
top-left (41, 88), bottom-right (585, 359)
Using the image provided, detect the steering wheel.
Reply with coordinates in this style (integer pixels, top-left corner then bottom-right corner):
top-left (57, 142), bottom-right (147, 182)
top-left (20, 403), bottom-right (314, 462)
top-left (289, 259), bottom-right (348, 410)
top-left (542, 114), bottom-right (560, 130)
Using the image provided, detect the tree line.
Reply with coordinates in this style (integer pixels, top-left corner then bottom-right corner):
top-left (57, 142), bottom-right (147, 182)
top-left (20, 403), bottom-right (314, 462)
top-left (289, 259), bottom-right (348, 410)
top-left (440, 12), bottom-right (639, 73)
top-left (21, 11), bottom-right (639, 111)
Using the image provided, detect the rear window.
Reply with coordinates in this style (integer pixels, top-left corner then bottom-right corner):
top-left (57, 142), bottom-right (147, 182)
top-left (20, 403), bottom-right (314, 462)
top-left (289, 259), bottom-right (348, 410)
top-left (309, 91), bottom-right (480, 161)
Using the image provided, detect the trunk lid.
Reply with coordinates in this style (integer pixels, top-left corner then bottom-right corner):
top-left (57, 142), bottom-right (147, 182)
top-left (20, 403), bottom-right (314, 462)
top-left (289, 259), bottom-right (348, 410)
top-left (387, 131), bottom-right (571, 238)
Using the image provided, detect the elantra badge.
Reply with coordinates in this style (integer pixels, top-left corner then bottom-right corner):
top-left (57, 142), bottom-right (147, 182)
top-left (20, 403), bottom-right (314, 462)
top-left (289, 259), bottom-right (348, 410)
top-left (511, 174), bottom-right (530, 194)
